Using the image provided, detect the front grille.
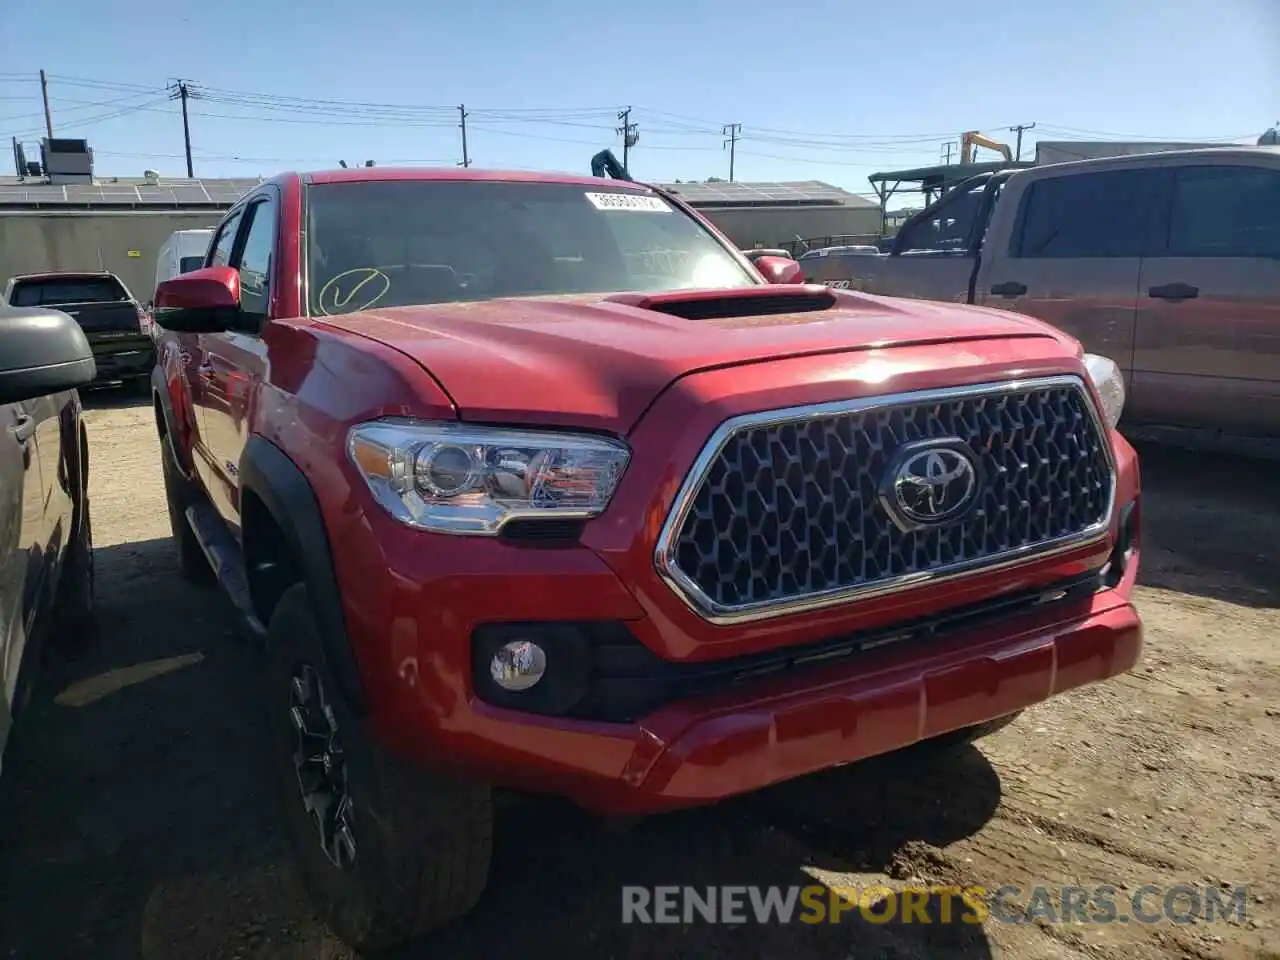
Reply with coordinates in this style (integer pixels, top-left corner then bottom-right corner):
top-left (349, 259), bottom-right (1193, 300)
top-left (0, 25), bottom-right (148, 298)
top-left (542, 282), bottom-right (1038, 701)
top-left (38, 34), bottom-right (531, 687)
top-left (657, 376), bottom-right (1114, 622)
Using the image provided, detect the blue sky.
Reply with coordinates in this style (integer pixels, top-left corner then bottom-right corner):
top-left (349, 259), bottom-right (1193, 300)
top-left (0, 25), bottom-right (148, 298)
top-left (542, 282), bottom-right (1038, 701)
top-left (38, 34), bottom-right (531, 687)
top-left (1, 0), bottom-right (1276, 201)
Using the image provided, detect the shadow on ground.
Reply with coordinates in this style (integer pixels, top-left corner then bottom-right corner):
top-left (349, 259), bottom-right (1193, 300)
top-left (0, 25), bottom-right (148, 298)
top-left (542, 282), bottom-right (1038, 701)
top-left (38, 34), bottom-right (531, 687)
top-left (0, 537), bottom-right (273, 960)
top-left (0, 535), bottom-right (1002, 960)
top-left (396, 745), bottom-right (1000, 960)
top-left (1132, 440), bottom-right (1279, 609)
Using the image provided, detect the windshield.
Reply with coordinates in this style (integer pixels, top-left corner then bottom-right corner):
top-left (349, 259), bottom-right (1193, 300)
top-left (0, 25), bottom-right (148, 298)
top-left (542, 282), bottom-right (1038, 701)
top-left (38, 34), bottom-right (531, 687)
top-left (10, 276), bottom-right (128, 307)
top-left (305, 180), bottom-right (757, 316)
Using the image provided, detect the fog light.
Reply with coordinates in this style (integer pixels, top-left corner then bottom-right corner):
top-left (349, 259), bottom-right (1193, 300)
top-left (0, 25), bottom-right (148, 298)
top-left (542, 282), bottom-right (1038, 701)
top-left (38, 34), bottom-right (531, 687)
top-left (489, 640), bottom-right (547, 691)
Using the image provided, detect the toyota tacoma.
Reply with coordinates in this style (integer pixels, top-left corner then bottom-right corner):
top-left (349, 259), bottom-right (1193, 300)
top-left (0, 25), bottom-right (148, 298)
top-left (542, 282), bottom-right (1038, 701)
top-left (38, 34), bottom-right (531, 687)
top-left (150, 167), bottom-right (1142, 952)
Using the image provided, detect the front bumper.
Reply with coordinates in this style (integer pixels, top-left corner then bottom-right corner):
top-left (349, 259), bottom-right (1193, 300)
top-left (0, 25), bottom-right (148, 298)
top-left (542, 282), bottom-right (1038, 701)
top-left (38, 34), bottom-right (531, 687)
top-left (355, 547), bottom-right (1139, 814)
top-left (338, 477), bottom-right (1140, 816)
top-left (327, 351), bottom-right (1143, 815)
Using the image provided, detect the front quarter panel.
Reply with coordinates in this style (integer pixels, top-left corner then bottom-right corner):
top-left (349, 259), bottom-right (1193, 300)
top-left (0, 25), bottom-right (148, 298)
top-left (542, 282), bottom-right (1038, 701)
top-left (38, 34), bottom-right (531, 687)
top-left (246, 318), bottom-right (458, 706)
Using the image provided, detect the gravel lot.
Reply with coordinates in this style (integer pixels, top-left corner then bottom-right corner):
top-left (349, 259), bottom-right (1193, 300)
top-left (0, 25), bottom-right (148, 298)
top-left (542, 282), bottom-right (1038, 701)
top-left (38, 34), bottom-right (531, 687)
top-left (0, 392), bottom-right (1276, 960)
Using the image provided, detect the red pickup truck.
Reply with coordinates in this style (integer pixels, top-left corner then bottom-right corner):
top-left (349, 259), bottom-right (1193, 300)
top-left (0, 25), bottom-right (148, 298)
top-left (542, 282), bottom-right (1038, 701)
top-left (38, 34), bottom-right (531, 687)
top-left (151, 167), bottom-right (1142, 951)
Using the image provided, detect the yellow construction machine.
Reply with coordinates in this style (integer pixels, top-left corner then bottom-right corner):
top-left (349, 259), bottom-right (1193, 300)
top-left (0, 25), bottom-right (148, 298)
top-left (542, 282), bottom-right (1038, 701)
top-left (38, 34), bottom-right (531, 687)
top-left (960, 131), bottom-right (1013, 164)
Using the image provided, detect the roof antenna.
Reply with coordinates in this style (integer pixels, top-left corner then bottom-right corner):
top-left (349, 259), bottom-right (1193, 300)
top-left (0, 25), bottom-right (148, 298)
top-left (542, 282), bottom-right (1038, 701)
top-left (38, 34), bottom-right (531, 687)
top-left (338, 160), bottom-right (348, 168)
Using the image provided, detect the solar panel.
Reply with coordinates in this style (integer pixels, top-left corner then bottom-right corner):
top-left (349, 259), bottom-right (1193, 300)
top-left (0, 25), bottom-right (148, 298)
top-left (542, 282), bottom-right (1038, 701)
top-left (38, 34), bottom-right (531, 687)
top-left (170, 185), bottom-right (211, 202)
top-left (62, 184), bottom-right (107, 201)
top-left (207, 185), bottom-right (253, 202)
top-left (656, 179), bottom-right (871, 207)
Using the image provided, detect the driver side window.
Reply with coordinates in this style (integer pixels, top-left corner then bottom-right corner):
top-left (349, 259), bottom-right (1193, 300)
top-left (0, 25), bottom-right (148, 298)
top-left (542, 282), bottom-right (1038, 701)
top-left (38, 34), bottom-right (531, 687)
top-left (235, 198), bottom-right (277, 327)
top-left (207, 209), bottom-right (243, 268)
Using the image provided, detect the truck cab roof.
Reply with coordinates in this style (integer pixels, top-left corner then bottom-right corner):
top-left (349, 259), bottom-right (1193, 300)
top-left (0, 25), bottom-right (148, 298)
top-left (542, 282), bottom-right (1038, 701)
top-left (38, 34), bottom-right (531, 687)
top-left (294, 167), bottom-right (661, 191)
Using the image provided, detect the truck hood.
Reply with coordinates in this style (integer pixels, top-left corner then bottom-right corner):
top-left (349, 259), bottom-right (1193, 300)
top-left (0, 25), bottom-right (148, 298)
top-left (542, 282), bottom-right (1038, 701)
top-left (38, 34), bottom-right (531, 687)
top-left (315, 287), bottom-right (1068, 433)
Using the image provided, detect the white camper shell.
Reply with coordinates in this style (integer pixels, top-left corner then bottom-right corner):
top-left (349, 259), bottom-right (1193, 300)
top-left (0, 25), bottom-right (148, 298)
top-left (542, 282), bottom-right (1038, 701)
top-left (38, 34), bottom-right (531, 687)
top-left (153, 229), bottom-right (214, 301)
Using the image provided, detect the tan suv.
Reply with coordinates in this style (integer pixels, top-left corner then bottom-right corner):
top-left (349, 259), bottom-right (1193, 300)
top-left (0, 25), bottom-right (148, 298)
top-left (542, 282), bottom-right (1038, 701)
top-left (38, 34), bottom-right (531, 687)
top-left (806, 148), bottom-right (1280, 441)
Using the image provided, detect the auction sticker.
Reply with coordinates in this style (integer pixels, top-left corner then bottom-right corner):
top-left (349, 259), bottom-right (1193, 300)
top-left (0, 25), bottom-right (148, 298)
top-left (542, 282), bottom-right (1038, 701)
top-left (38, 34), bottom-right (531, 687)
top-left (585, 192), bottom-right (671, 213)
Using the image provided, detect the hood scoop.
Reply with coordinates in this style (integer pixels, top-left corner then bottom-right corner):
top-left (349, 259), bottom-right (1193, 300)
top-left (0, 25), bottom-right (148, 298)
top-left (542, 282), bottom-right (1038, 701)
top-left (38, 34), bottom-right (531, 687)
top-left (605, 285), bottom-right (837, 321)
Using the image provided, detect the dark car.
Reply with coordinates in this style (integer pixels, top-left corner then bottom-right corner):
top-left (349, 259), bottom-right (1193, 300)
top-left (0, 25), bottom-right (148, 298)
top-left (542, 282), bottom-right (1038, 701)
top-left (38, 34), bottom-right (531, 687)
top-left (3, 272), bottom-right (155, 394)
top-left (0, 305), bottom-right (97, 775)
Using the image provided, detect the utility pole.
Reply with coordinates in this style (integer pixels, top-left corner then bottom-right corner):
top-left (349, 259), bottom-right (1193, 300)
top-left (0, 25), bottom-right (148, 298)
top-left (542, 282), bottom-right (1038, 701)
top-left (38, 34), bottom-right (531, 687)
top-left (458, 104), bottom-right (470, 167)
top-left (39, 70), bottom-right (53, 139)
top-left (723, 123), bottom-right (741, 182)
top-left (616, 107), bottom-right (637, 170)
top-left (168, 80), bottom-right (195, 177)
top-left (941, 140), bottom-right (955, 164)
top-left (1009, 122), bottom-right (1036, 161)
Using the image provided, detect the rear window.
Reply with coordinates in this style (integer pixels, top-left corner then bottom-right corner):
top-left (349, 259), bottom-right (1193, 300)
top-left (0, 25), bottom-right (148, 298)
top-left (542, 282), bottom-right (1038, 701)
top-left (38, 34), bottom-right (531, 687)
top-left (1167, 165), bottom-right (1280, 258)
top-left (179, 256), bottom-right (205, 274)
top-left (10, 276), bottom-right (129, 307)
top-left (305, 179), bottom-right (757, 316)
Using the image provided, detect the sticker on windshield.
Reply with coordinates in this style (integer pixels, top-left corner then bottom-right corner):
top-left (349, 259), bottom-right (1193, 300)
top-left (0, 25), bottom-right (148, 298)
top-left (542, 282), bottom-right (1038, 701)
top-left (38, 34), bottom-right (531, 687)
top-left (584, 192), bottom-right (672, 213)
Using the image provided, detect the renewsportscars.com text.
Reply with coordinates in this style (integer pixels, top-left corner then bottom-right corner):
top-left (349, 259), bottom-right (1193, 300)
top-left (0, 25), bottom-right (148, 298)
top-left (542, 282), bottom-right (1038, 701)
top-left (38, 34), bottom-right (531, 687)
top-left (621, 884), bottom-right (1251, 926)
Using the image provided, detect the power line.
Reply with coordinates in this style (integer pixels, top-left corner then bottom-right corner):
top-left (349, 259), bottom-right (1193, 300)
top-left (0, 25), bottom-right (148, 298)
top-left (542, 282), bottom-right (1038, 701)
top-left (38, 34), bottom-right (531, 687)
top-left (45, 74), bottom-right (163, 93)
top-left (1033, 122), bottom-right (1252, 142)
top-left (3, 71), bottom-right (1265, 181)
top-left (2, 96), bottom-right (172, 142)
top-left (0, 91), bottom-right (172, 126)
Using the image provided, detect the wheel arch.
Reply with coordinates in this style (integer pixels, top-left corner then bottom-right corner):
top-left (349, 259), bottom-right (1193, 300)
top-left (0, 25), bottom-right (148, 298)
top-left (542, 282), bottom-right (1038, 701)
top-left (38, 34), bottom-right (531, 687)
top-left (74, 415), bottom-right (89, 537)
top-left (239, 435), bottom-right (367, 715)
top-left (152, 364), bottom-right (175, 441)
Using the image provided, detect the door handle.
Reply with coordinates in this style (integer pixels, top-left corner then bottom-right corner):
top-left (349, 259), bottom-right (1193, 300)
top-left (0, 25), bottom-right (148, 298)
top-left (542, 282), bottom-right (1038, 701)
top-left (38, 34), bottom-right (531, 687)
top-left (10, 414), bottom-right (36, 444)
top-left (11, 414), bottom-right (35, 468)
top-left (990, 281), bottom-right (1027, 297)
top-left (1148, 282), bottom-right (1199, 301)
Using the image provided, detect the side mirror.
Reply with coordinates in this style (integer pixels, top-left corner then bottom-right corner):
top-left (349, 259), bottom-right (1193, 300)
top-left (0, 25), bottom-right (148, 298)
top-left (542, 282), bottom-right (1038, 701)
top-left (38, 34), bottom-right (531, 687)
top-left (753, 255), bottom-right (806, 285)
top-left (154, 266), bottom-right (241, 333)
top-left (0, 307), bottom-right (97, 404)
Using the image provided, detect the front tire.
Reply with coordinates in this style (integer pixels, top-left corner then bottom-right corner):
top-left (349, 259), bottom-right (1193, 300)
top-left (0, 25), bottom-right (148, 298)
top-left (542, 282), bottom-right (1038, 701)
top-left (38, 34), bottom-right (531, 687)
top-left (266, 584), bottom-right (493, 952)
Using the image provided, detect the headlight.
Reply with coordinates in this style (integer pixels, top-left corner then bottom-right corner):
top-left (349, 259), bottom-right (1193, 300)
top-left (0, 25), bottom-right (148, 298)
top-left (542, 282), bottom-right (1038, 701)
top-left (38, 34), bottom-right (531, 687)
top-left (347, 419), bottom-right (630, 535)
top-left (1083, 353), bottom-right (1126, 429)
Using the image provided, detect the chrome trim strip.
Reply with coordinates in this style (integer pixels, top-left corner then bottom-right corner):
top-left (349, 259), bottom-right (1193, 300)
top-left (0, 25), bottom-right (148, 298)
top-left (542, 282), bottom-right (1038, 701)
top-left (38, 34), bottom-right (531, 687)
top-left (653, 375), bottom-right (1117, 626)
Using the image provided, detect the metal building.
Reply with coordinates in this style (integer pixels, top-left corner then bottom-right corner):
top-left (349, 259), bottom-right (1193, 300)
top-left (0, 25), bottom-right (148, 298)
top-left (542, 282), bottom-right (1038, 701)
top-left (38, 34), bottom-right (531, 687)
top-left (0, 176), bottom-right (263, 299)
top-left (1032, 141), bottom-right (1232, 165)
top-left (654, 180), bottom-right (881, 251)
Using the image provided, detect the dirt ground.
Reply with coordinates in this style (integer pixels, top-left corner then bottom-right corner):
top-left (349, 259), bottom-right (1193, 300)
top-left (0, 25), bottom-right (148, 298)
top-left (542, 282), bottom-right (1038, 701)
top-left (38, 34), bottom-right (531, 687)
top-left (0, 391), bottom-right (1275, 960)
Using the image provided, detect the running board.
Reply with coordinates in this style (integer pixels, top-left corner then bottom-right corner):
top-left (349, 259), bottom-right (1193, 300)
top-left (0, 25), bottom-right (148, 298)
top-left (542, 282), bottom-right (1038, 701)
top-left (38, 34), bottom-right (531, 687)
top-left (184, 504), bottom-right (267, 640)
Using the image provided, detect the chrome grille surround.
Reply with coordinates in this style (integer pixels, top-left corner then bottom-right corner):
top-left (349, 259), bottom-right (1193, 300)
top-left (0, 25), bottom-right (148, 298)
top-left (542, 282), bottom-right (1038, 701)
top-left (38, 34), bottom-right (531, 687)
top-left (654, 376), bottom-right (1116, 625)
